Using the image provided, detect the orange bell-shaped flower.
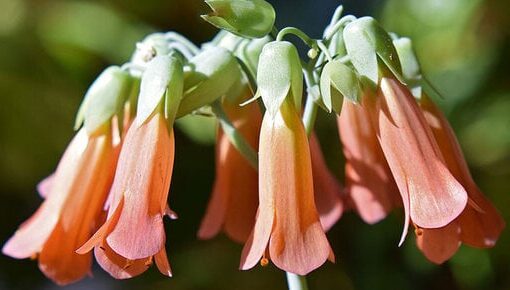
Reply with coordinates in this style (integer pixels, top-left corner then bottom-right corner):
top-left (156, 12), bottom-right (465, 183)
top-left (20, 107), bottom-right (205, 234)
top-left (414, 95), bottom-right (505, 263)
top-left (198, 98), bottom-right (262, 243)
top-left (3, 127), bottom-right (120, 285)
top-left (337, 98), bottom-right (399, 224)
top-left (364, 77), bottom-right (468, 245)
top-left (240, 100), bottom-right (333, 275)
top-left (78, 112), bottom-right (174, 279)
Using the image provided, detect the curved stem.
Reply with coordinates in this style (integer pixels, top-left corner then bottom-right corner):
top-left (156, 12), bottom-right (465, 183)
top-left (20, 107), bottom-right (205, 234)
top-left (286, 273), bottom-right (309, 290)
top-left (164, 32), bottom-right (200, 55)
top-left (323, 15), bottom-right (357, 41)
top-left (276, 27), bottom-right (316, 48)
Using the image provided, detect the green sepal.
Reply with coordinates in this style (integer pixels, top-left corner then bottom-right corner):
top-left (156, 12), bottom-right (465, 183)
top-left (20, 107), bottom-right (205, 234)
top-left (130, 33), bottom-right (171, 67)
top-left (74, 66), bottom-right (133, 135)
top-left (393, 37), bottom-right (423, 98)
top-left (343, 17), bottom-right (404, 86)
top-left (202, 0), bottom-right (275, 39)
top-left (137, 55), bottom-right (183, 126)
top-left (177, 47), bottom-right (240, 117)
top-left (320, 60), bottom-right (361, 113)
top-left (257, 41), bottom-right (303, 116)
top-left (164, 62), bottom-right (184, 128)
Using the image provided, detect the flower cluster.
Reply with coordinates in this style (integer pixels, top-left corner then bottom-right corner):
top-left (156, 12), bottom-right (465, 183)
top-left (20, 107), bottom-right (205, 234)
top-left (2, 1), bottom-right (504, 286)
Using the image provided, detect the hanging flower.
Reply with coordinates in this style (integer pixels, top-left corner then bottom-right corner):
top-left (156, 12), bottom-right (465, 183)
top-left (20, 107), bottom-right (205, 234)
top-left (77, 112), bottom-right (174, 278)
top-left (363, 77), bottom-right (468, 245)
top-left (337, 98), bottom-right (399, 224)
top-left (2, 127), bottom-right (120, 285)
top-left (240, 99), bottom-right (333, 275)
top-left (198, 98), bottom-right (262, 243)
top-left (414, 95), bottom-right (505, 263)
top-left (198, 100), bottom-right (344, 243)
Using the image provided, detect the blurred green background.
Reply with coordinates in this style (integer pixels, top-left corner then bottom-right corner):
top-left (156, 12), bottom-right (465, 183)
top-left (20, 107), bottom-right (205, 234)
top-left (0, 0), bottom-right (509, 289)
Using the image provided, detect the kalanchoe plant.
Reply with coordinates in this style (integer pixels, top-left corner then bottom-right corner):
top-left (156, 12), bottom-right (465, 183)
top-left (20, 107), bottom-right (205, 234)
top-left (2, 2), bottom-right (504, 290)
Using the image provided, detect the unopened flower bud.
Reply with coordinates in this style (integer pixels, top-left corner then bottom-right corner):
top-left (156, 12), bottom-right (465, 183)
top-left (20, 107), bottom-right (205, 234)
top-left (202, 0), bottom-right (276, 39)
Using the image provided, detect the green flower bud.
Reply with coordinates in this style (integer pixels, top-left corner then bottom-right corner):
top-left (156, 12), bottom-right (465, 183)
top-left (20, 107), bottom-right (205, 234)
top-left (257, 41), bottom-right (303, 116)
top-left (202, 0), bottom-right (276, 39)
top-left (343, 16), bottom-right (403, 85)
top-left (74, 66), bottom-right (134, 135)
top-left (177, 47), bottom-right (241, 117)
top-left (137, 55), bottom-right (184, 126)
top-left (320, 60), bottom-right (361, 113)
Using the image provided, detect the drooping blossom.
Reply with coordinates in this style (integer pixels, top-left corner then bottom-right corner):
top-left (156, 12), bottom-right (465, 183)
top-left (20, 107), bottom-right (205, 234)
top-left (363, 77), bottom-right (468, 245)
top-left (77, 112), bottom-right (174, 279)
top-left (198, 99), bottom-right (344, 242)
top-left (198, 98), bottom-right (262, 243)
top-left (337, 98), bottom-right (399, 224)
top-left (414, 95), bottom-right (505, 263)
top-left (240, 100), bottom-right (333, 275)
top-left (2, 127), bottom-right (120, 285)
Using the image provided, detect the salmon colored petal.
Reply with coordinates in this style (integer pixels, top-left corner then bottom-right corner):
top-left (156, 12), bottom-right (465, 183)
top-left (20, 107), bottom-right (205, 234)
top-left (77, 196), bottom-right (125, 255)
top-left (368, 78), bottom-right (467, 229)
top-left (94, 242), bottom-right (151, 279)
top-left (459, 197), bottom-right (505, 248)
top-left (263, 103), bottom-right (331, 275)
top-left (107, 114), bottom-right (173, 260)
top-left (420, 95), bottom-right (505, 247)
top-left (338, 99), bottom-right (398, 224)
top-left (38, 222), bottom-right (93, 285)
top-left (154, 247), bottom-right (172, 277)
top-left (239, 205), bottom-right (274, 270)
top-left (2, 130), bottom-right (90, 259)
top-left (416, 223), bottom-right (461, 264)
top-left (309, 133), bottom-right (344, 231)
top-left (197, 171), bottom-right (228, 240)
top-left (199, 101), bottom-right (261, 243)
top-left (37, 174), bottom-right (55, 199)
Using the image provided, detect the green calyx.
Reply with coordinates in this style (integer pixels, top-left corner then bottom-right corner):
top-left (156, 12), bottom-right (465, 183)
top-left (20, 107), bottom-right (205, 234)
top-left (343, 16), bottom-right (404, 86)
top-left (202, 0), bottom-right (276, 39)
top-left (393, 37), bottom-right (423, 98)
top-left (257, 41), bottom-right (303, 116)
top-left (137, 54), bottom-right (184, 127)
top-left (177, 47), bottom-right (241, 117)
top-left (320, 60), bottom-right (361, 113)
top-left (74, 66), bottom-right (135, 136)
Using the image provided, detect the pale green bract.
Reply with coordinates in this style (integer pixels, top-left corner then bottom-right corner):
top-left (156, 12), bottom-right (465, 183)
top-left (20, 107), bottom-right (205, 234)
top-left (320, 60), bottom-right (361, 113)
top-left (74, 66), bottom-right (133, 135)
top-left (137, 55), bottom-right (183, 126)
top-left (343, 17), bottom-right (404, 86)
top-left (202, 0), bottom-right (275, 39)
top-left (257, 41), bottom-right (303, 116)
top-left (177, 47), bottom-right (240, 117)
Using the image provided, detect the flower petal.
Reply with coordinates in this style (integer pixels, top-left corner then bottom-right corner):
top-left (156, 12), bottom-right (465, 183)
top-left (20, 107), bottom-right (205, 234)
top-left (369, 78), bottom-right (467, 229)
top-left (416, 223), bottom-right (460, 264)
top-left (338, 99), bottom-right (398, 224)
top-left (106, 114), bottom-right (174, 260)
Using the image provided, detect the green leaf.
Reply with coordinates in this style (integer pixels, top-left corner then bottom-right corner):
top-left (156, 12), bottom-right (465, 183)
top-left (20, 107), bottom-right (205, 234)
top-left (320, 60), bottom-right (361, 113)
top-left (137, 55), bottom-right (182, 125)
top-left (257, 41), bottom-right (303, 116)
top-left (79, 66), bottom-right (132, 135)
top-left (343, 17), bottom-right (404, 85)
top-left (177, 47), bottom-right (240, 117)
top-left (202, 0), bottom-right (275, 39)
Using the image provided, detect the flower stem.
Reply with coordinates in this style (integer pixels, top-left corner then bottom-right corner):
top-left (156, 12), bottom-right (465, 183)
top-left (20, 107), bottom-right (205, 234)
top-left (211, 101), bottom-right (258, 169)
top-left (286, 272), bottom-right (309, 290)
